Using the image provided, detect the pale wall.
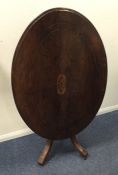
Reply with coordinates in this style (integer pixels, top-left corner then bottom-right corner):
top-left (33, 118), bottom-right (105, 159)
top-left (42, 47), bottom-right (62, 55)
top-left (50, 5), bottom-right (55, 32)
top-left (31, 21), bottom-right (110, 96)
top-left (0, 0), bottom-right (118, 137)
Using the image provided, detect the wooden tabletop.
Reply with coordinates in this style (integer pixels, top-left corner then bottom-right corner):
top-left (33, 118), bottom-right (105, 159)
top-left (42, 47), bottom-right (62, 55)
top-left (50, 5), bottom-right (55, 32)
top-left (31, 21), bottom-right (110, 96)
top-left (12, 8), bottom-right (107, 140)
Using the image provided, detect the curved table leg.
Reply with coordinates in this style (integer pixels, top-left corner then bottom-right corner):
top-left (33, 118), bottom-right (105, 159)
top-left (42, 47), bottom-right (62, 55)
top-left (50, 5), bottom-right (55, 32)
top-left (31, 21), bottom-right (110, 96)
top-left (37, 139), bottom-right (53, 165)
top-left (71, 135), bottom-right (88, 159)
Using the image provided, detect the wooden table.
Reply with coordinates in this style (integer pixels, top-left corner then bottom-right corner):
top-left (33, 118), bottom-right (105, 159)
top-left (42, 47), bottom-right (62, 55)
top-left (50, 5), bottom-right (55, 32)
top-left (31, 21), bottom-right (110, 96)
top-left (11, 8), bottom-right (107, 165)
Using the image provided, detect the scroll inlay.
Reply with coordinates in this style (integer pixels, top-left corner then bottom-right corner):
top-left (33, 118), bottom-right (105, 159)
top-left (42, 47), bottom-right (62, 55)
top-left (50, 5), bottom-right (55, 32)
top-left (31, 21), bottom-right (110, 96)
top-left (57, 74), bottom-right (66, 95)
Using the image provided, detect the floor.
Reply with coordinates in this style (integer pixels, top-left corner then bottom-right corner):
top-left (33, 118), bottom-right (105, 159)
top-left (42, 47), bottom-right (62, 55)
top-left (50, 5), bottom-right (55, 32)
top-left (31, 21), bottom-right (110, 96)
top-left (0, 111), bottom-right (118, 175)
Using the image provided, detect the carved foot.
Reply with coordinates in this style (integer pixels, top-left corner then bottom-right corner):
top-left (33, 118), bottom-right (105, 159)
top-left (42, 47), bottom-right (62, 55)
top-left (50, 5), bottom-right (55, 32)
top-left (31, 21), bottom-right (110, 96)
top-left (71, 135), bottom-right (88, 159)
top-left (37, 139), bottom-right (53, 165)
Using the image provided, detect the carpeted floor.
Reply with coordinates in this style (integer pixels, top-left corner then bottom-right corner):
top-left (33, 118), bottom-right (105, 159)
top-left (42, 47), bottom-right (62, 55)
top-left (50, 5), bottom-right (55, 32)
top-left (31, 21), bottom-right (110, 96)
top-left (0, 111), bottom-right (118, 175)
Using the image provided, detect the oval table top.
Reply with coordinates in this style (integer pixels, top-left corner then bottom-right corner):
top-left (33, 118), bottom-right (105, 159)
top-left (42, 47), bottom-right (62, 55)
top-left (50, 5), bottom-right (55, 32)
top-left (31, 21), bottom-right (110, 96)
top-left (12, 8), bottom-right (107, 140)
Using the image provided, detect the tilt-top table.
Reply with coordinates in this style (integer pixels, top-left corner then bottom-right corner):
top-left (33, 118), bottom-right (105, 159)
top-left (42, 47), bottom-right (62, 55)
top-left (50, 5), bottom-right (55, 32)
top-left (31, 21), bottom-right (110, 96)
top-left (11, 8), bottom-right (107, 165)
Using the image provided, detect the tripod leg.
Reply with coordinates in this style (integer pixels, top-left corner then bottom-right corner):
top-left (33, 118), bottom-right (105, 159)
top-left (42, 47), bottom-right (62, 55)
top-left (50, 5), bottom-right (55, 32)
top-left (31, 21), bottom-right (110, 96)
top-left (71, 135), bottom-right (88, 159)
top-left (37, 139), bottom-right (53, 165)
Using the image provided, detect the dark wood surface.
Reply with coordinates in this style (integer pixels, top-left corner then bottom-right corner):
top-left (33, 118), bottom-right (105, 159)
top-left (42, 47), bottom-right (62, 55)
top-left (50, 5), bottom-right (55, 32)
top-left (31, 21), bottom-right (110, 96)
top-left (12, 8), bottom-right (107, 140)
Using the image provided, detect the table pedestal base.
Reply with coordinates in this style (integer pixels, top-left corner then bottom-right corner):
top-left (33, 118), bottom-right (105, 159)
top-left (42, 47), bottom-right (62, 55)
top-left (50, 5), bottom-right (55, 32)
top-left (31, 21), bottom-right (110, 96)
top-left (37, 135), bottom-right (88, 165)
top-left (71, 135), bottom-right (88, 159)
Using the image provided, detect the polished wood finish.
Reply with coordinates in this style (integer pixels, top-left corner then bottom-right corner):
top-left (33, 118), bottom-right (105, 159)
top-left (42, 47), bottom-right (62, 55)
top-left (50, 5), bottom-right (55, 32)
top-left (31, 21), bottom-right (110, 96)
top-left (71, 135), bottom-right (88, 159)
top-left (37, 135), bottom-right (88, 165)
top-left (12, 8), bottom-right (107, 140)
top-left (37, 140), bottom-right (53, 165)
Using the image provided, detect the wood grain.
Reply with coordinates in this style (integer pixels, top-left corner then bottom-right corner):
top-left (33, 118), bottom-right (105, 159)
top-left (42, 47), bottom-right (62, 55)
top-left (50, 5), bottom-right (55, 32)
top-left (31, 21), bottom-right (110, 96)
top-left (11, 8), bottom-right (107, 140)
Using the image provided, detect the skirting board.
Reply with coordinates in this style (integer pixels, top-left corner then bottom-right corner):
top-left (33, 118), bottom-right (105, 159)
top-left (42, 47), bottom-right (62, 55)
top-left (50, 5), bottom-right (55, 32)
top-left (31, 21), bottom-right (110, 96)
top-left (97, 104), bottom-right (118, 116)
top-left (0, 105), bottom-right (118, 143)
top-left (0, 128), bottom-right (33, 143)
